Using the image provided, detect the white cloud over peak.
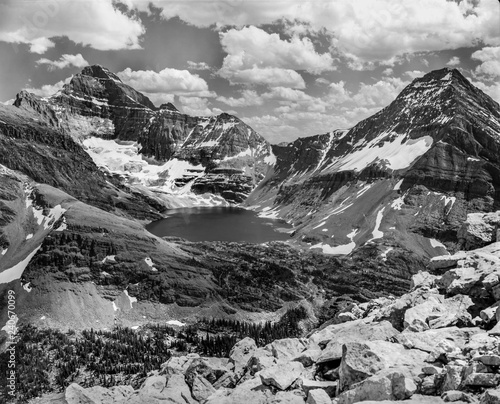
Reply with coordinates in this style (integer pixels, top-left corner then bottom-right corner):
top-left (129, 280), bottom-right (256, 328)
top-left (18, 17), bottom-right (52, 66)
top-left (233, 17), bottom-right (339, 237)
top-left (24, 77), bottom-right (71, 98)
top-left (117, 67), bottom-right (212, 97)
top-left (219, 26), bottom-right (335, 74)
top-left (0, 0), bottom-right (144, 53)
top-left (446, 56), bottom-right (461, 66)
top-left (37, 53), bottom-right (89, 70)
top-left (472, 46), bottom-right (500, 78)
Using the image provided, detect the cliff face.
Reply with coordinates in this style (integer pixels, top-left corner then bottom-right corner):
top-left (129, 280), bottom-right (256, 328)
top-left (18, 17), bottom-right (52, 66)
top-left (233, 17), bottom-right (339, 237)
top-left (247, 68), bottom-right (500, 258)
top-left (11, 65), bottom-right (273, 204)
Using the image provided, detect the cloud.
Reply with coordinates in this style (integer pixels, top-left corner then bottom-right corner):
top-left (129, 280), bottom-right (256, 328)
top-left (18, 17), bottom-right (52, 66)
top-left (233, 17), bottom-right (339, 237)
top-left (36, 53), bottom-right (89, 70)
top-left (0, 0), bottom-right (144, 53)
top-left (128, 0), bottom-right (499, 68)
top-left (353, 77), bottom-right (408, 107)
top-left (473, 80), bottom-right (500, 103)
top-left (217, 89), bottom-right (263, 107)
top-left (404, 70), bottom-right (425, 80)
top-left (219, 26), bottom-right (335, 75)
top-left (446, 56), bottom-right (460, 66)
top-left (187, 61), bottom-right (211, 71)
top-left (117, 67), bottom-right (214, 97)
top-left (178, 96), bottom-right (219, 116)
top-left (219, 66), bottom-right (306, 88)
top-left (382, 68), bottom-right (394, 76)
top-left (472, 46), bottom-right (500, 78)
top-left (262, 87), bottom-right (313, 102)
top-left (24, 77), bottom-right (70, 97)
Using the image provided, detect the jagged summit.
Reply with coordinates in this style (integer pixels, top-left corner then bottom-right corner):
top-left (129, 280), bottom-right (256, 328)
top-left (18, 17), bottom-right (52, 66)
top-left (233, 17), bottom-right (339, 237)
top-left (81, 64), bottom-right (123, 83)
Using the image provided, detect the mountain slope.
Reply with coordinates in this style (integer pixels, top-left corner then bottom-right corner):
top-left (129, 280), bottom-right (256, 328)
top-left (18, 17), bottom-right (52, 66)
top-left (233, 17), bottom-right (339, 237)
top-left (247, 68), bottom-right (500, 258)
top-left (13, 65), bottom-right (273, 205)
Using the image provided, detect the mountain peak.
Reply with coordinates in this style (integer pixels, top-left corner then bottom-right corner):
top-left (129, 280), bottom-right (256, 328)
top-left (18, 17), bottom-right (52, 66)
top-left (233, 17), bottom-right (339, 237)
top-left (81, 65), bottom-right (122, 83)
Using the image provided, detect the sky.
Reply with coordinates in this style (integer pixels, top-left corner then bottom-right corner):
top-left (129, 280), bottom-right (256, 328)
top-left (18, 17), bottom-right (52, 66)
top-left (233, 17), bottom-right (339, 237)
top-left (0, 0), bottom-right (499, 144)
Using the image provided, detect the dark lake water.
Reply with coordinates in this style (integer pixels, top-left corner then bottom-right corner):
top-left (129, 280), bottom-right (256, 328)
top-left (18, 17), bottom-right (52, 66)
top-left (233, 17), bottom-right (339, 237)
top-left (146, 207), bottom-right (293, 243)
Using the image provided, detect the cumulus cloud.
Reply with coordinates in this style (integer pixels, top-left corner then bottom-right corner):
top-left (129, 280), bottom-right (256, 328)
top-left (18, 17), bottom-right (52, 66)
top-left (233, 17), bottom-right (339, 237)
top-left (219, 66), bottom-right (306, 88)
top-left (353, 77), bottom-right (408, 107)
top-left (217, 89), bottom-right (263, 107)
top-left (187, 61), bottom-right (211, 71)
top-left (404, 70), bottom-right (425, 80)
top-left (472, 46), bottom-right (500, 78)
top-left (127, 0), bottom-right (499, 67)
top-left (117, 67), bottom-right (214, 97)
top-left (178, 96), bottom-right (219, 116)
top-left (36, 53), bottom-right (89, 70)
top-left (262, 87), bottom-right (313, 102)
top-left (446, 56), bottom-right (461, 66)
top-left (0, 0), bottom-right (144, 53)
top-left (24, 77), bottom-right (71, 97)
top-left (219, 26), bottom-right (335, 75)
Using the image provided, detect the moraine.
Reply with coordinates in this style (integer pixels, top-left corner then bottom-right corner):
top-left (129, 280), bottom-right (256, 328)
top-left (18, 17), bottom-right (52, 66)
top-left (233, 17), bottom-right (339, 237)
top-left (146, 206), bottom-right (293, 242)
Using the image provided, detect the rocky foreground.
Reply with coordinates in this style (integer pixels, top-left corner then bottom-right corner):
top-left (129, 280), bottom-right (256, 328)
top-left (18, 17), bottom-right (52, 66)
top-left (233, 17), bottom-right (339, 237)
top-left (31, 232), bottom-right (500, 404)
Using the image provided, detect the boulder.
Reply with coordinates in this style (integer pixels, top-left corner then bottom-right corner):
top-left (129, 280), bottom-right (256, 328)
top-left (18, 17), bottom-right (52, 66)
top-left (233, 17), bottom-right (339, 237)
top-left (307, 388), bottom-right (332, 404)
top-left (464, 373), bottom-right (500, 387)
top-left (185, 357), bottom-right (231, 386)
top-left (429, 252), bottom-right (467, 271)
top-left (339, 342), bottom-right (385, 392)
top-left (314, 320), bottom-right (399, 363)
top-left (338, 370), bottom-right (416, 404)
top-left (426, 339), bottom-right (464, 363)
top-left (397, 327), bottom-right (478, 353)
top-left (246, 348), bottom-right (278, 375)
top-left (404, 295), bottom-right (473, 330)
top-left (309, 319), bottom-right (399, 347)
top-left (274, 390), bottom-right (307, 404)
top-left (301, 379), bottom-right (337, 397)
top-left (441, 365), bottom-right (465, 392)
top-left (267, 338), bottom-right (308, 362)
top-left (229, 337), bottom-right (257, 377)
top-left (126, 374), bottom-right (197, 404)
top-left (65, 383), bottom-right (134, 404)
top-left (481, 389), bottom-right (500, 404)
top-left (293, 347), bottom-right (322, 367)
top-left (163, 354), bottom-right (200, 376)
top-left (458, 212), bottom-right (500, 250)
top-left (190, 375), bottom-right (216, 403)
top-left (441, 390), bottom-right (476, 403)
top-left (205, 377), bottom-right (272, 404)
top-left (475, 355), bottom-right (500, 366)
top-left (411, 271), bottom-right (439, 290)
top-left (420, 375), bottom-right (438, 395)
top-left (259, 362), bottom-right (305, 390)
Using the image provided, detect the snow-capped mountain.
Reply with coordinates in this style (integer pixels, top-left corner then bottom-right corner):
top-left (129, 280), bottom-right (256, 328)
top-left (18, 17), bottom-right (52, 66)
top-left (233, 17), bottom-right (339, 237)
top-left (13, 65), bottom-right (273, 204)
top-left (247, 68), bottom-right (500, 258)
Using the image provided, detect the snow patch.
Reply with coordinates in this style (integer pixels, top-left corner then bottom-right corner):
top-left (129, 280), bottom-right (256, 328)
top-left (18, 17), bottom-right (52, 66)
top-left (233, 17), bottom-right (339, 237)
top-left (380, 247), bottom-right (393, 262)
top-left (101, 255), bottom-right (116, 264)
top-left (327, 134), bottom-right (433, 173)
top-left (23, 282), bottom-right (32, 292)
top-left (369, 208), bottom-right (385, 241)
top-left (313, 221), bottom-right (326, 230)
top-left (25, 234), bottom-right (33, 240)
top-left (310, 229), bottom-right (357, 255)
top-left (166, 320), bottom-right (186, 327)
top-left (356, 183), bottom-right (372, 198)
top-left (0, 246), bottom-right (41, 284)
top-left (112, 302), bottom-right (118, 311)
top-left (144, 257), bottom-right (158, 272)
top-left (124, 290), bottom-right (137, 309)
top-left (393, 179), bottom-right (404, 191)
top-left (1, 249), bottom-right (7, 256)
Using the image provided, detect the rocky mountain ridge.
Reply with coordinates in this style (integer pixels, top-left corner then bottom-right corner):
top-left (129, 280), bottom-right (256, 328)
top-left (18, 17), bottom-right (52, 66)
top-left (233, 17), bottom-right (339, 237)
top-left (247, 68), bottom-right (500, 260)
top-left (13, 65), bottom-right (274, 205)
